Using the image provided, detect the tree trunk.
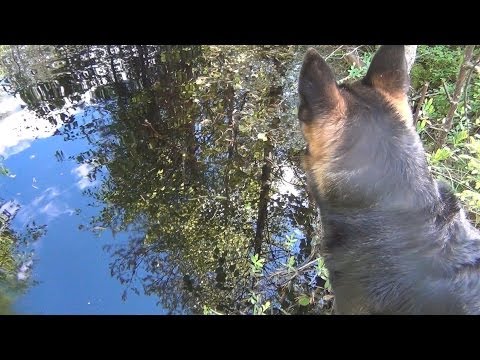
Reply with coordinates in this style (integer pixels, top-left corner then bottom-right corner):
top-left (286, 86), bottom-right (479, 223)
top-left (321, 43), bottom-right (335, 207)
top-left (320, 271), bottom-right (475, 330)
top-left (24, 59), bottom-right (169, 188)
top-left (404, 45), bottom-right (417, 74)
top-left (253, 137), bottom-right (273, 256)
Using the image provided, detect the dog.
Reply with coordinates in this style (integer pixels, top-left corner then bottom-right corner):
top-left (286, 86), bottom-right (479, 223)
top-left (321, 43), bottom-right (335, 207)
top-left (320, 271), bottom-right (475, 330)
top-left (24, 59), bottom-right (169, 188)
top-left (298, 45), bottom-right (480, 314)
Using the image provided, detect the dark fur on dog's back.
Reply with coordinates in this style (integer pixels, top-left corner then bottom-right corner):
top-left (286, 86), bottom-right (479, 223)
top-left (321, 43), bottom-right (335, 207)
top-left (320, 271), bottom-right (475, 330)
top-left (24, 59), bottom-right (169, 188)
top-left (298, 45), bottom-right (480, 314)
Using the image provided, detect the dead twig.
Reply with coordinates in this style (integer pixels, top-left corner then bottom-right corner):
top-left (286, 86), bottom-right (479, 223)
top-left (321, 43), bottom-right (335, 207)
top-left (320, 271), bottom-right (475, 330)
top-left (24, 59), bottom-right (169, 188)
top-left (324, 45), bottom-right (344, 61)
top-left (413, 82), bottom-right (429, 126)
top-left (442, 79), bottom-right (453, 103)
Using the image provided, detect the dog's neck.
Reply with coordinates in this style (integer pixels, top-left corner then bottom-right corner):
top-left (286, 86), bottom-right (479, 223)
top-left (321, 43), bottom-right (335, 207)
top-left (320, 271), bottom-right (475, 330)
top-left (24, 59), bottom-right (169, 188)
top-left (317, 180), bottom-right (464, 249)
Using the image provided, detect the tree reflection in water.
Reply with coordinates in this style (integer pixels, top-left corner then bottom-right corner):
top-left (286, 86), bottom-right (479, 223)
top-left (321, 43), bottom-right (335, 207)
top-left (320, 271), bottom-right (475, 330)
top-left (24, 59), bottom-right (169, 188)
top-left (1, 45), bottom-right (341, 314)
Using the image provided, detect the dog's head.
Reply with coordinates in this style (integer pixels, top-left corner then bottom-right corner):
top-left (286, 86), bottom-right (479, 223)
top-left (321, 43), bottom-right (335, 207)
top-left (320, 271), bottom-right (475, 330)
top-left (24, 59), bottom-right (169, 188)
top-left (298, 45), bottom-right (433, 210)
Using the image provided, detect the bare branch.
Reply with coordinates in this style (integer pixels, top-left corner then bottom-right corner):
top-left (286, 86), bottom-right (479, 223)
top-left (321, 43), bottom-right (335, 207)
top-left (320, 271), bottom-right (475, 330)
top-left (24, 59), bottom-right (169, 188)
top-left (465, 53), bottom-right (480, 73)
top-left (324, 45), bottom-right (344, 61)
top-left (463, 54), bottom-right (480, 124)
top-left (413, 82), bottom-right (429, 126)
top-left (435, 45), bottom-right (476, 150)
top-left (442, 79), bottom-right (453, 103)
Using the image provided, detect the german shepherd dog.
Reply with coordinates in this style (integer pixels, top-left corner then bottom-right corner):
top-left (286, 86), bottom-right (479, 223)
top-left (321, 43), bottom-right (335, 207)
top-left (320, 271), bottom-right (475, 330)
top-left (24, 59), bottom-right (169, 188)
top-left (298, 45), bottom-right (480, 314)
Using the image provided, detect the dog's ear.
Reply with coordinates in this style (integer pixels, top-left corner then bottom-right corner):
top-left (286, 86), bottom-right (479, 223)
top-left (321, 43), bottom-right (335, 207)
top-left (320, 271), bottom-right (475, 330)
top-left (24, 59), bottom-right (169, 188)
top-left (298, 48), bottom-right (342, 123)
top-left (363, 45), bottom-right (409, 95)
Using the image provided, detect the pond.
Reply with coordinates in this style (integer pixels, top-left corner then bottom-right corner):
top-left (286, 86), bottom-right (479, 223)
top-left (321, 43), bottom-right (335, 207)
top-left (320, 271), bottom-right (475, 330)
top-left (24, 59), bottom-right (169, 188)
top-left (0, 45), bottom-right (350, 315)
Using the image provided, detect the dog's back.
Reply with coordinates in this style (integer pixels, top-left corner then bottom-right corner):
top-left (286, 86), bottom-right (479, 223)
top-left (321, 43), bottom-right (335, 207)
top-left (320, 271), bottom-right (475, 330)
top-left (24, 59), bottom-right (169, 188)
top-left (298, 45), bottom-right (480, 314)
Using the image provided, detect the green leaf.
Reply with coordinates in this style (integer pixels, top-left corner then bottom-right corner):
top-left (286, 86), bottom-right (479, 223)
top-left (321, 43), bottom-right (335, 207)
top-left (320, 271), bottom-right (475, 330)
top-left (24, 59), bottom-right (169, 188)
top-left (287, 256), bottom-right (295, 268)
top-left (416, 119), bottom-right (427, 134)
top-left (298, 295), bottom-right (310, 306)
top-left (452, 130), bottom-right (469, 146)
top-left (0, 165), bottom-right (8, 176)
top-left (431, 148), bottom-right (451, 164)
top-left (262, 301), bottom-right (271, 312)
top-left (423, 98), bottom-right (434, 114)
top-left (324, 279), bottom-right (331, 290)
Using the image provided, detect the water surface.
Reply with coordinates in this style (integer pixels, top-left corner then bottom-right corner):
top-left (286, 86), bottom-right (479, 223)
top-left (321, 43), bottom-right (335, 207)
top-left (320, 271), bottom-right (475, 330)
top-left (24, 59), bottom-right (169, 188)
top-left (0, 45), bottom-right (342, 314)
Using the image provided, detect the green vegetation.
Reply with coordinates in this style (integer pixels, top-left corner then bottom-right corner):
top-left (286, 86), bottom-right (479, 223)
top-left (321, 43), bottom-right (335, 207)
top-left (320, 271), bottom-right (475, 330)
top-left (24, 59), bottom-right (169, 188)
top-left (413, 46), bottom-right (480, 223)
top-left (0, 163), bottom-right (8, 176)
top-left (0, 229), bottom-right (22, 314)
top-left (0, 45), bottom-right (478, 315)
top-left (0, 221), bottom-right (43, 314)
top-left (0, 45), bottom-right (10, 77)
top-left (0, 154), bottom-right (9, 177)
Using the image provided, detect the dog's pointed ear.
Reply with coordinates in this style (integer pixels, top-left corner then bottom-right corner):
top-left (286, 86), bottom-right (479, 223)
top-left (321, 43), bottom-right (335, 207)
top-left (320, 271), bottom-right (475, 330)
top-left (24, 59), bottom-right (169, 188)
top-left (363, 45), bottom-right (409, 95)
top-left (298, 48), bottom-right (342, 122)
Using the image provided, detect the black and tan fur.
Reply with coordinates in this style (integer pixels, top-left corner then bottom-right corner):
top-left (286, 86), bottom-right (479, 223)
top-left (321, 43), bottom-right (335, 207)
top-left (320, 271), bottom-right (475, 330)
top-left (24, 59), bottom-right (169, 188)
top-left (298, 45), bottom-right (480, 314)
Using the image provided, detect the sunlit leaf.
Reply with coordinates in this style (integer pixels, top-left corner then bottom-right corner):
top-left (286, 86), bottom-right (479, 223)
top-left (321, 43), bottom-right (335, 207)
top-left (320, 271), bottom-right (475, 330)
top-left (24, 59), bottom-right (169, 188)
top-left (298, 296), bottom-right (310, 306)
top-left (257, 133), bottom-right (268, 142)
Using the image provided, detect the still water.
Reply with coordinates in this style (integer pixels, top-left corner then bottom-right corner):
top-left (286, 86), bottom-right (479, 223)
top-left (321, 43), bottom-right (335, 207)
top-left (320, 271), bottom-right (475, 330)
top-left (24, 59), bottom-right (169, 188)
top-left (0, 45), bottom-right (343, 315)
